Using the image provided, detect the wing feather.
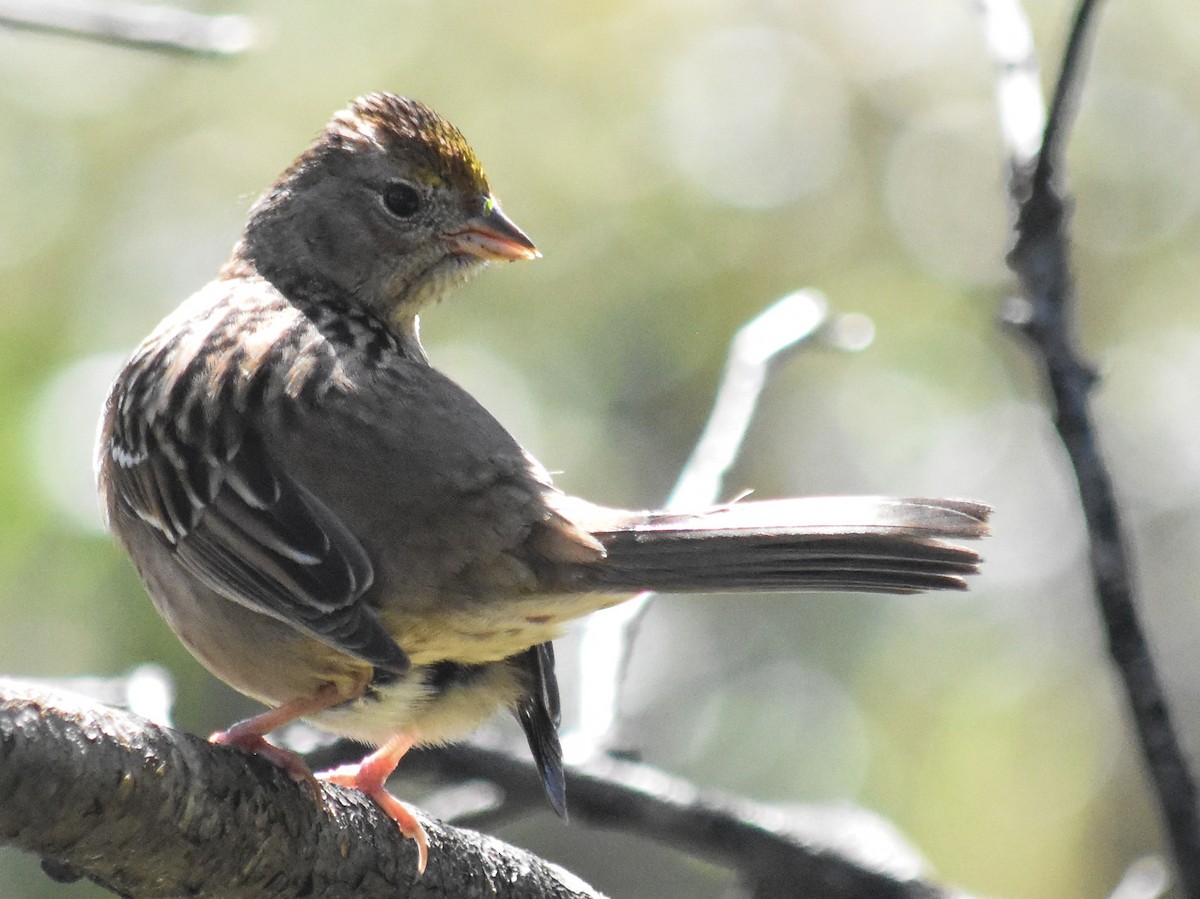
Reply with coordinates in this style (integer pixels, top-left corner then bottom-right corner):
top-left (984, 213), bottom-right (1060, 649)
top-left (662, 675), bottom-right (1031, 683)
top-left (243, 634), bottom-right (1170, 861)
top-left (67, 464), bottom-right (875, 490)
top-left (102, 297), bottom-right (409, 673)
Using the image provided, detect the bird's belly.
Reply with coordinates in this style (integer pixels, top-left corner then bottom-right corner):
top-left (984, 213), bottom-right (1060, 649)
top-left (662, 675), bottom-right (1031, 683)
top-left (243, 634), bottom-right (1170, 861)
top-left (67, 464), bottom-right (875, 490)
top-left (378, 591), bottom-right (624, 666)
top-left (311, 660), bottom-right (524, 745)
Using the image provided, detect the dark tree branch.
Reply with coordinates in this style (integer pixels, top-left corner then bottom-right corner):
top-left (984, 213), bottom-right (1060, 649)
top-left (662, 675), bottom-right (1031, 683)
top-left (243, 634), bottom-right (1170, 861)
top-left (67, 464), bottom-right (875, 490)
top-left (977, 0), bottom-right (1200, 892)
top-left (1034, 0), bottom-right (1103, 186)
top-left (1, 679), bottom-right (980, 898)
top-left (0, 680), bottom-right (605, 899)
top-left (0, 0), bottom-right (255, 57)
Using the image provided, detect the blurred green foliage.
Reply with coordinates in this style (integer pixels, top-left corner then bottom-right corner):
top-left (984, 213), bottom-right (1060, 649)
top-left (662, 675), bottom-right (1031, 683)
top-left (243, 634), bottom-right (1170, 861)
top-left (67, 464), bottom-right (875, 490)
top-left (2, 1), bottom-right (1199, 896)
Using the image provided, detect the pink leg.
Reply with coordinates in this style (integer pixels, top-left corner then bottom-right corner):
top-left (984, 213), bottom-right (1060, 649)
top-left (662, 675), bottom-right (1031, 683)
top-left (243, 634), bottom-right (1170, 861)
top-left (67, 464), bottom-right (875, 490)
top-left (210, 684), bottom-right (345, 790)
top-left (318, 734), bottom-right (429, 875)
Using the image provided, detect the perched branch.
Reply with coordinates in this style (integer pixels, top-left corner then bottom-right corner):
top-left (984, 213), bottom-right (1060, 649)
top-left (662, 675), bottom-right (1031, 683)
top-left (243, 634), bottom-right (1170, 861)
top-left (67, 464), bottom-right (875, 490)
top-left (0, 0), bottom-right (255, 57)
top-left (0, 680), bottom-right (604, 899)
top-left (0, 677), bottom-right (979, 899)
top-left (976, 0), bottom-right (1200, 892)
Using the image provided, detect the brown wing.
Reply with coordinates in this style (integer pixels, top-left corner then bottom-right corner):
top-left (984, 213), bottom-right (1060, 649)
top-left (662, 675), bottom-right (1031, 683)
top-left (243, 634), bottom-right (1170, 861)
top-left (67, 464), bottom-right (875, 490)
top-left (99, 292), bottom-right (409, 672)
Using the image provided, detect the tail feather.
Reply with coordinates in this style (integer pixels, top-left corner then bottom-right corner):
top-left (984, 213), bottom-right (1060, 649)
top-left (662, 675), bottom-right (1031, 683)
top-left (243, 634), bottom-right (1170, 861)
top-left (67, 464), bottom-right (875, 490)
top-left (559, 496), bottom-right (989, 595)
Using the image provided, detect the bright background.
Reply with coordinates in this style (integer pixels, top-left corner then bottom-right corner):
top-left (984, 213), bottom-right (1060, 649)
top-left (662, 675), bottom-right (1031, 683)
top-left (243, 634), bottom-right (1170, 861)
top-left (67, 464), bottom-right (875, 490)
top-left (2, 1), bottom-right (1199, 896)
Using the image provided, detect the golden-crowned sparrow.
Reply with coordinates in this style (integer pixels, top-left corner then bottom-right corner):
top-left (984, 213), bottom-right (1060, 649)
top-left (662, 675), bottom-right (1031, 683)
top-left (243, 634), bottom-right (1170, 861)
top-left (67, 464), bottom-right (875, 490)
top-left (97, 92), bottom-right (989, 872)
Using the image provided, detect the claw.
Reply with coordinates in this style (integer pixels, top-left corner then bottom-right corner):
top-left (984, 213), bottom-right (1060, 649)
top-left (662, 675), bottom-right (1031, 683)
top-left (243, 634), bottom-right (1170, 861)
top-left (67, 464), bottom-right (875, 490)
top-left (317, 734), bottom-right (427, 875)
top-left (208, 685), bottom-right (347, 798)
top-left (206, 690), bottom-right (428, 873)
top-left (210, 728), bottom-right (321, 796)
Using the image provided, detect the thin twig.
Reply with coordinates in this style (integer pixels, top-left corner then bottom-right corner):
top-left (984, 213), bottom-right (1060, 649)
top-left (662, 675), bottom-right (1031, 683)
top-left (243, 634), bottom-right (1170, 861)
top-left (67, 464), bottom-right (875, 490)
top-left (1034, 0), bottom-right (1103, 186)
top-left (565, 290), bottom-right (874, 758)
top-left (976, 0), bottom-right (1200, 891)
top-left (0, 0), bottom-right (256, 57)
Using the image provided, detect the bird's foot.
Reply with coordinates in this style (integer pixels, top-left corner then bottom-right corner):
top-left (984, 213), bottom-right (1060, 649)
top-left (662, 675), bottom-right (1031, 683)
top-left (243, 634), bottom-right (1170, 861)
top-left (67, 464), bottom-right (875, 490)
top-left (210, 727), bottom-right (321, 795)
top-left (209, 684), bottom-right (346, 796)
top-left (317, 734), bottom-right (428, 875)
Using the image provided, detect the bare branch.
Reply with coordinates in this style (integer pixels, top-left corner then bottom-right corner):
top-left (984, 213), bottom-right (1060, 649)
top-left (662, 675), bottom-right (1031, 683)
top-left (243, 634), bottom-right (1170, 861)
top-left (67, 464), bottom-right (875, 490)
top-left (1033, 0), bottom-right (1103, 189)
top-left (3, 677), bottom-right (984, 899)
top-left (0, 680), bottom-right (605, 899)
top-left (0, 0), bottom-right (256, 57)
top-left (974, 0), bottom-right (1200, 891)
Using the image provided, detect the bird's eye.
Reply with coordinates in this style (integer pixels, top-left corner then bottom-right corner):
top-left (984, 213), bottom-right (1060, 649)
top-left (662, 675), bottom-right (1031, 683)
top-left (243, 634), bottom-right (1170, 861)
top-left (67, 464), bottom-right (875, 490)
top-left (382, 182), bottom-right (422, 218)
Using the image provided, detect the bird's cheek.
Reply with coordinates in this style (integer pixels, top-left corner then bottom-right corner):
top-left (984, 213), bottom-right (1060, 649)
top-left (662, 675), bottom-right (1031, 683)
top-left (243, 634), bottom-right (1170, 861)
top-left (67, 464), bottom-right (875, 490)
top-left (303, 210), bottom-right (369, 277)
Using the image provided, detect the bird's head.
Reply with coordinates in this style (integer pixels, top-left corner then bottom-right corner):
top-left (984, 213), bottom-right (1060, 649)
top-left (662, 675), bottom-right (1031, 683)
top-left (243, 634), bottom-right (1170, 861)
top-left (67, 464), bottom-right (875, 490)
top-left (238, 93), bottom-right (538, 326)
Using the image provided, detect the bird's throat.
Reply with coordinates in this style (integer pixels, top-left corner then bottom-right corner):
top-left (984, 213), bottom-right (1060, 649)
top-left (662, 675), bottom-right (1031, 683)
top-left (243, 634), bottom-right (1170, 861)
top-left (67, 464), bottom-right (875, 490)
top-left (383, 252), bottom-right (485, 323)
